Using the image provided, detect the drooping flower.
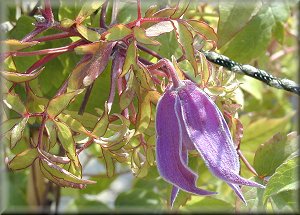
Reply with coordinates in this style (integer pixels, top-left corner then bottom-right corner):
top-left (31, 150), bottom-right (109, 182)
top-left (155, 66), bottom-right (265, 207)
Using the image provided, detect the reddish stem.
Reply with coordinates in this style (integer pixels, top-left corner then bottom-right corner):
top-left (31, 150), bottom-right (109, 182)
top-left (33, 32), bottom-right (78, 42)
top-left (43, 0), bottom-right (54, 22)
top-left (137, 0), bottom-right (142, 19)
top-left (9, 40), bottom-right (86, 57)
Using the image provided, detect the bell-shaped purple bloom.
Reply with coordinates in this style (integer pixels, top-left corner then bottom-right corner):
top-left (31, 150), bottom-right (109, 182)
top-left (156, 79), bottom-right (265, 207)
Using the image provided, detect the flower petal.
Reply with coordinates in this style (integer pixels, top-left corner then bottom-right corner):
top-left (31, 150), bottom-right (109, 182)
top-left (178, 80), bottom-right (264, 189)
top-left (156, 90), bottom-right (216, 198)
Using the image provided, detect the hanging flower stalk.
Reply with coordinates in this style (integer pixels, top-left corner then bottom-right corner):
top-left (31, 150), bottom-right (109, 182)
top-left (154, 59), bottom-right (265, 206)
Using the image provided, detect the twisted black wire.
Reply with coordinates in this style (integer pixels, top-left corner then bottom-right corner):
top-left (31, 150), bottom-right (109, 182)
top-left (201, 51), bottom-right (300, 96)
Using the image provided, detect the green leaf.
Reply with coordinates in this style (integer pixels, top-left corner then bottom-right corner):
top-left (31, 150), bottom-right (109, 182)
top-left (39, 158), bottom-right (96, 188)
top-left (263, 157), bottom-right (299, 204)
top-left (135, 90), bottom-right (152, 135)
top-left (1, 39), bottom-right (39, 51)
top-left (47, 89), bottom-right (84, 118)
top-left (10, 117), bottom-right (29, 149)
top-left (170, 0), bottom-right (190, 19)
top-left (220, 6), bottom-right (276, 63)
top-left (186, 20), bottom-right (218, 43)
top-left (115, 189), bottom-right (162, 211)
top-left (253, 133), bottom-right (298, 177)
top-left (134, 64), bottom-right (155, 91)
top-left (0, 118), bottom-right (22, 136)
top-left (76, 0), bottom-right (103, 23)
top-left (76, 25), bottom-right (100, 42)
top-left (67, 57), bottom-right (91, 91)
top-left (81, 42), bottom-right (115, 87)
top-left (1, 67), bottom-right (44, 83)
top-left (92, 102), bottom-right (109, 137)
top-left (241, 113), bottom-right (294, 151)
top-left (101, 148), bottom-right (115, 177)
top-left (270, 190), bottom-right (298, 213)
top-left (119, 87), bottom-right (135, 110)
top-left (63, 110), bottom-right (98, 129)
top-left (182, 197), bottom-right (234, 213)
top-left (120, 41), bottom-right (137, 77)
top-left (9, 15), bottom-right (35, 40)
top-left (133, 27), bottom-right (160, 46)
top-left (105, 24), bottom-right (132, 41)
top-left (55, 121), bottom-right (78, 167)
top-left (74, 42), bottom-right (100, 55)
top-left (60, 18), bottom-right (76, 28)
top-left (8, 148), bottom-right (38, 170)
top-left (175, 21), bottom-right (198, 75)
top-left (3, 93), bottom-right (27, 115)
top-left (217, 0), bottom-right (262, 48)
top-left (239, 177), bottom-right (266, 212)
top-left (58, 113), bottom-right (89, 135)
top-left (239, 76), bottom-right (264, 100)
top-left (45, 121), bottom-right (57, 149)
top-left (145, 21), bottom-right (174, 37)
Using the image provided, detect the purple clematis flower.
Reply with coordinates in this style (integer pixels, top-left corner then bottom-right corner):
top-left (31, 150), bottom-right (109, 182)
top-left (155, 65), bottom-right (265, 207)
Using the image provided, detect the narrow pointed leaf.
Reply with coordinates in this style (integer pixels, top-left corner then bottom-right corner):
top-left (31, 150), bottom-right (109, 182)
top-left (175, 21), bottom-right (198, 75)
top-left (1, 39), bottom-right (39, 51)
top-left (55, 121), bottom-right (77, 164)
top-left (10, 117), bottom-right (29, 149)
top-left (92, 102), bottom-right (109, 137)
top-left (45, 121), bottom-right (57, 149)
top-left (186, 20), bottom-right (218, 43)
top-left (74, 42), bottom-right (100, 55)
top-left (119, 87), bottom-right (135, 110)
top-left (120, 41), bottom-right (137, 77)
top-left (134, 64), bottom-right (155, 91)
top-left (58, 113), bottom-right (90, 135)
top-left (145, 21), bottom-right (174, 37)
top-left (1, 67), bottom-right (44, 83)
top-left (0, 118), bottom-right (22, 136)
top-left (67, 56), bottom-right (92, 91)
top-left (47, 89), bottom-right (84, 118)
top-left (133, 27), bottom-right (160, 45)
top-left (105, 24), bottom-right (132, 41)
top-left (76, 24), bottom-right (100, 42)
top-left (40, 158), bottom-right (96, 187)
top-left (76, 0), bottom-right (103, 23)
top-left (3, 93), bottom-right (27, 114)
top-left (8, 148), bottom-right (38, 170)
top-left (135, 90), bottom-right (151, 135)
top-left (82, 42), bottom-right (115, 87)
top-left (102, 148), bottom-right (115, 177)
top-left (170, 0), bottom-right (190, 19)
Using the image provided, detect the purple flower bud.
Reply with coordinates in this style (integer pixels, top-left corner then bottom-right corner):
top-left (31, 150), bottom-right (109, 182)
top-left (155, 80), bottom-right (265, 207)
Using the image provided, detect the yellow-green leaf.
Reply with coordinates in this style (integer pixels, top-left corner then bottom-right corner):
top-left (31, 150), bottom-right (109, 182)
top-left (47, 89), bottom-right (84, 118)
top-left (3, 93), bottom-right (27, 114)
top-left (8, 148), bottom-right (38, 170)
top-left (10, 117), bottom-right (29, 149)
top-left (1, 67), bottom-right (45, 83)
top-left (58, 113), bottom-right (90, 135)
top-left (92, 102), bottom-right (109, 137)
top-left (77, 24), bottom-right (100, 42)
top-left (133, 27), bottom-right (160, 46)
top-left (55, 121), bottom-right (77, 161)
top-left (40, 158), bottom-right (96, 188)
top-left (60, 18), bottom-right (75, 28)
top-left (0, 118), bottom-right (22, 136)
top-left (175, 21), bottom-right (198, 76)
top-left (74, 42), bottom-right (100, 55)
top-left (102, 148), bottom-right (115, 177)
top-left (134, 64), bottom-right (155, 91)
top-left (120, 41), bottom-right (137, 77)
top-left (1, 39), bottom-right (39, 51)
top-left (76, 0), bottom-right (103, 23)
top-left (187, 20), bottom-right (218, 43)
top-left (105, 24), bottom-right (132, 41)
